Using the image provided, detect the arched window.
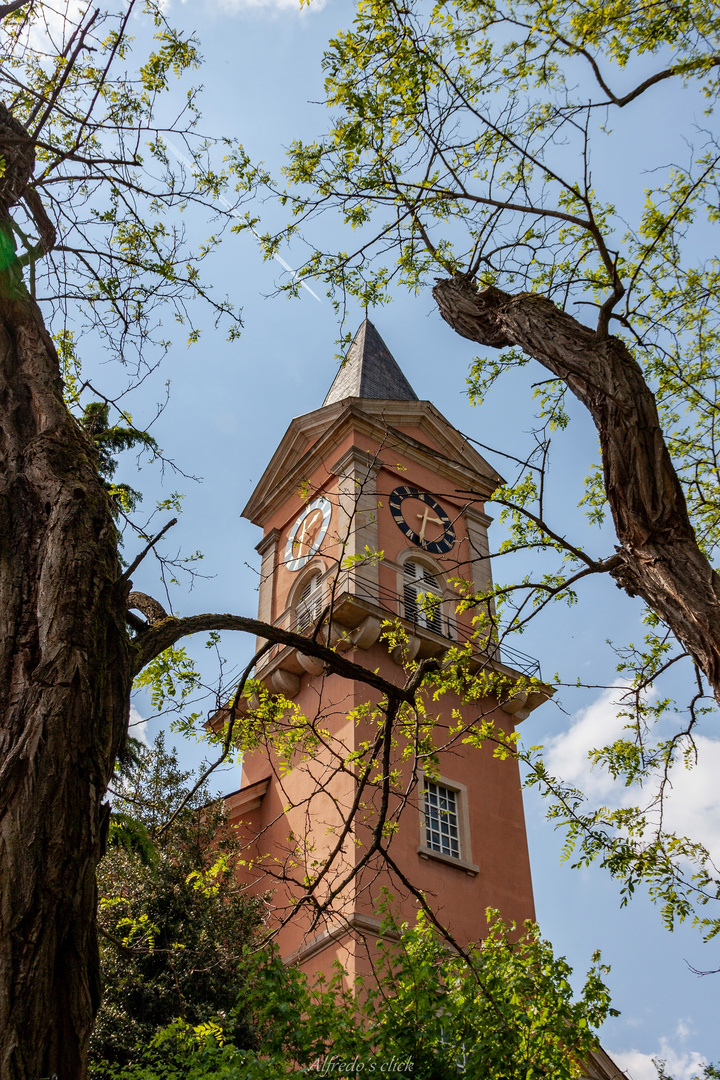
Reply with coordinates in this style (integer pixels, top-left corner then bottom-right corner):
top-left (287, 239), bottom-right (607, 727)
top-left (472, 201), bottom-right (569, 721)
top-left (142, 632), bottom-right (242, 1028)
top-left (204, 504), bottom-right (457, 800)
top-left (296, 571), bottom-right (323, 631)
top-left (403, 560), bottom-right (443, 633)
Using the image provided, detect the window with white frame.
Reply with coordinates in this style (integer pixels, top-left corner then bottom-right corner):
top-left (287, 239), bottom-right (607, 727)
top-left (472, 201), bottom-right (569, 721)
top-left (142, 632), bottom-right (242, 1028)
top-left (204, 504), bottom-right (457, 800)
top-left (296, 571), bottom-right (323, 631)
top-left (403, 560), bottom-right (443, 633)
top-left (423, 780), bottom-right (460, 859)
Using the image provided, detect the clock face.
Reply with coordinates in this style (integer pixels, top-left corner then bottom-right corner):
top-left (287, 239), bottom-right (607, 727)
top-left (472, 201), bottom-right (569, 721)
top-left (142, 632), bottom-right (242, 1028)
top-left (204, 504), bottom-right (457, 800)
top-left (284, 497), bottom-right (332, 572)
top-left (389, 486), bottom-right (456, 555)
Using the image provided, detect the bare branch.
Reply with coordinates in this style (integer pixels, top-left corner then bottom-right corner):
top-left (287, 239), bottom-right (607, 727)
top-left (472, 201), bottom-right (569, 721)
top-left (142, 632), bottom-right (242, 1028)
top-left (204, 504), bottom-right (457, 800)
top-left (157, 639), bottom-right (276, 837)
top-left (122, 518), bottom-right (178, 581)
top-left (132, 612), bottom-right (429, 703)
top-left (433, 274), bottom-right (720, 703)
top-left (0, 0), bottom-right (32, 15)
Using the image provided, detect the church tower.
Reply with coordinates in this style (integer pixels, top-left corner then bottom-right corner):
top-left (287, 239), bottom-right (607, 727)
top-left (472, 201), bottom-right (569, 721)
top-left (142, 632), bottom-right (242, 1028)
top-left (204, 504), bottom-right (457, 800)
top-left (226, 321), bottom-right (546, 982)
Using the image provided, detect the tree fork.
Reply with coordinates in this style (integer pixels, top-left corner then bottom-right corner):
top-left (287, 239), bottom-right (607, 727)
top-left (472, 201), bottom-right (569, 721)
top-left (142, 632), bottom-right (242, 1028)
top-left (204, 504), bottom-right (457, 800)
top-left (433, 274), bottom-right (720, 703)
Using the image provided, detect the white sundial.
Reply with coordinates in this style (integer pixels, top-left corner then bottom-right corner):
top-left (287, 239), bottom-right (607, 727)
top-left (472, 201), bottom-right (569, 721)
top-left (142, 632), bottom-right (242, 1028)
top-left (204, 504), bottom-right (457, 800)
top-left (284, 497), bottom-right (332, 572)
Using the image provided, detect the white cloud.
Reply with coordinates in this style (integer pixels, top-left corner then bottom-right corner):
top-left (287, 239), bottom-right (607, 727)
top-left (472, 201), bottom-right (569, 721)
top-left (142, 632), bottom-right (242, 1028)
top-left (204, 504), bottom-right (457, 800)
top-left (543, 684), bottom-right (720, 863)
top-left (544, 684), bottom-right (630, 799)
top-left (651, 734), bottom-right (720, 860)
top-left (612, 1039), bottom-right (707, 1080)
top-left (128, 704), bottom-right (150, 747)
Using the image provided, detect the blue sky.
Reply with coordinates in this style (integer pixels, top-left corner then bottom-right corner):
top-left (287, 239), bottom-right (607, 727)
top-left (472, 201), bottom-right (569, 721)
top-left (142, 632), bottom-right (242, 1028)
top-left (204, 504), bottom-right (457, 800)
top-left (78, 0), bottom-right (720, 1074)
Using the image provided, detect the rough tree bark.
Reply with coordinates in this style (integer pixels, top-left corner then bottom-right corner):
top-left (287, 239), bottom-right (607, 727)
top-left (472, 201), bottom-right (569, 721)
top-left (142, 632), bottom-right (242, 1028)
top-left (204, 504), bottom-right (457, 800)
top-left (0, 101), bottom-right (134, 1079)
top-left (0, 276), bottom-right (133, 1072)
top-left (433, 275), bottom-right (720, 703)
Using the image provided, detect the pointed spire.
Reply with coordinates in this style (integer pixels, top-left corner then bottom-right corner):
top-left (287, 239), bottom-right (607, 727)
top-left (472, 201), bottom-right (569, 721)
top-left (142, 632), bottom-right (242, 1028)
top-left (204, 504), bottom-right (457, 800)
top-left (323, 320), bottom-right (418, 406)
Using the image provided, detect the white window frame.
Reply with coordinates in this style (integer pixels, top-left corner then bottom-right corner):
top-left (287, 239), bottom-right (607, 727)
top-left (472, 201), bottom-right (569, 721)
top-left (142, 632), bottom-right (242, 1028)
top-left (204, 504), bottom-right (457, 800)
top-left (417, 772), bottom-right (479, 876)
top-left (423, 779), bottom-right (461, 858)
top-left (291, 565), bottom-right (325, 632)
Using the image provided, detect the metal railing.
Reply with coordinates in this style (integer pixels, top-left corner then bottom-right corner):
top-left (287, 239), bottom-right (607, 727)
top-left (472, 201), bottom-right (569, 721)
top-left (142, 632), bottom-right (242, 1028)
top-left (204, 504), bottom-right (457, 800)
top-left (341, 572), bottom-right (541, 679)
top-left (261, 569), bottom-right (541, 680)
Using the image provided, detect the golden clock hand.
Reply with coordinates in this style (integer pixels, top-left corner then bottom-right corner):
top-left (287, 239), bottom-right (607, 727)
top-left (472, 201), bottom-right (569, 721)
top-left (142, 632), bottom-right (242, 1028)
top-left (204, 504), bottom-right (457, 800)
top-left (293, 520), bottom-right (307, 554)
top-left (416, 508), bottom-right (444, 543)
top-left (294, 510), bottom-right (322, 556)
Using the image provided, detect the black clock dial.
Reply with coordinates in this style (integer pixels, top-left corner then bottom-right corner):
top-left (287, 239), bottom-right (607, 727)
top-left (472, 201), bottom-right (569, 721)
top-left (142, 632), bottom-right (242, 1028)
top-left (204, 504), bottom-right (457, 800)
top-left (389, 486), bottom-right (456, 555)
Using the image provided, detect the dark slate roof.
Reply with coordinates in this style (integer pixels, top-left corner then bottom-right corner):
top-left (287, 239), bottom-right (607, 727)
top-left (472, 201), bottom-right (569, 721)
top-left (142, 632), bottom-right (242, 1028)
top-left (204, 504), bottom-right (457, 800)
top-left (323, 320), bottom-right (418, 406)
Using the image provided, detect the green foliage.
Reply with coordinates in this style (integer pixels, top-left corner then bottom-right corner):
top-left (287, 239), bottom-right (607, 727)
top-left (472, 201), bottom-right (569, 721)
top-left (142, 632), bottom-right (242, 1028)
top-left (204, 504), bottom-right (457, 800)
top-left (2, 0), bottom-right (244, 365)
top-left (81, 401), bottom-right (159, 514)
top-left (107, 812), bottom-right (157, 867)
top-left (524, 625), bottom-right (720, 941)
top-left (232, 0), bottom-right (720, 939)
top-left (55, 330), bottom-right (83, 407)
top-left (91, 734), bottom-right (263, 1070)
top-left (341, 544), bottom-right (384, 571)
top-left (258, 0), bottom-right (718, 316)
top-left (116, 735), bottom-right (149, 778)
top-left (133, 647), bottom-right (202, 712)
top-left (248, 0), bottom-right (720, 594)
top-left (656, 1064), bottom-right (720, 1080)
top-left (92, 907), bottom-right (617, 1079)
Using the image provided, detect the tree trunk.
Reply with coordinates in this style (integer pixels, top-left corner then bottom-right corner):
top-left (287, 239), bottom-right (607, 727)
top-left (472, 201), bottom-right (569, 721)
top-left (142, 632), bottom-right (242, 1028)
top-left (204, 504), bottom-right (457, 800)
top-left (433, 275), bottom-right (720, 703)
top-left (0, 271), bottom-right (132, 1077)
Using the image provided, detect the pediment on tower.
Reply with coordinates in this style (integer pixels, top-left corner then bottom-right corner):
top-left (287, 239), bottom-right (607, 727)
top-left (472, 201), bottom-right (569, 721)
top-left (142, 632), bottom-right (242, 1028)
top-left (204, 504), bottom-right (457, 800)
top-left (242, 396), bottom-right (503, 528)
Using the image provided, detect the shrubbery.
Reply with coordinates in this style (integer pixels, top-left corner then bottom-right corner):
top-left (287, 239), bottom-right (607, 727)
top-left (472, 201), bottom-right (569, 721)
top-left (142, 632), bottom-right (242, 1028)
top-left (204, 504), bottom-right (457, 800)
top-left (91, 735), bottom-right (263, 1069)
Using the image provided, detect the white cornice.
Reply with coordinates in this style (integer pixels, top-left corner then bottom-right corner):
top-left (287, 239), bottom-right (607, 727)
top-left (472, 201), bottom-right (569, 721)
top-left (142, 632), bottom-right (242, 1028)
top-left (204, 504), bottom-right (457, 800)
top-left (255, 527), bottom-right (281, 556)
top-left (243, 398), bottom-right (503, 526)
top-left (330, 445), bottom-right (381, 477)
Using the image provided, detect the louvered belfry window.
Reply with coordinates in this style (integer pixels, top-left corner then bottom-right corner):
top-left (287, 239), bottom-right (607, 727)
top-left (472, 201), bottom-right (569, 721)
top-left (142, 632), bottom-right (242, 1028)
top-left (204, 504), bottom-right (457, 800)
top-left (403, 560), bottom-right (443, 633)
top-left (297, 572), bottom-right (323, 631)
top-left (424, 781), bottom-right (460, 859)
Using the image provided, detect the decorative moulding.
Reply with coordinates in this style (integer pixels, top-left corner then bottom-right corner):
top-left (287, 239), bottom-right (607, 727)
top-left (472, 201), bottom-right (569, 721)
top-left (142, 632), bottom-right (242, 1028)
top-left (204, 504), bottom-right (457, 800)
top-left (225, 776), bottom-right (271, 819)
top-left (499, 690), bottom-right (528, 716)
top-left (330, 445), bottom-right (382, 478)
top-left (350, 614), bottom-right (382, 650)
top-left (463, 503), bottom-right (494, 529)
top-left (269, 668), bottom-right (300, 697)
top-left (284, 911), bottom-right (400, 968)
top-left (417, 845), bottom-right (480, 877)
top-left (499, 687), bottom-right (549, 721)
top-left (296, 651), bottom-right (325, 676)
top-left (391, 634), bottom-right (422, 665)
top-left (255, 526), bottom-right (281, 556)
top-left (242, 399), bottom-right (502, 526)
